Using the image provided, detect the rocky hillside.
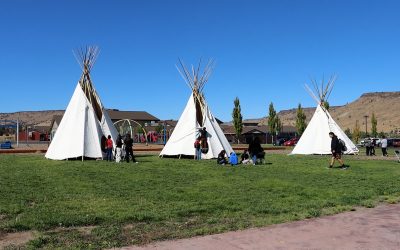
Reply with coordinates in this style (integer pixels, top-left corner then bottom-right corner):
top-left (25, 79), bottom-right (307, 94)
top-left (0, 110), bottom-right (64, 126)
top-left (261, 92), bottom-right (400, 133)
top-left (1, 92), bottom-right (399, 133)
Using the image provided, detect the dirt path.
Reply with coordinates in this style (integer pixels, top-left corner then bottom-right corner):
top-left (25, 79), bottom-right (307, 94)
top-left (120, 203), bottom-right (400, 250)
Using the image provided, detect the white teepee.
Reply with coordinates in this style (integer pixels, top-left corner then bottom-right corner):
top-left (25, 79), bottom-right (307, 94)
top-left (291, 76), bottom-right (359, 155)
top-left (160, 59), bottom-right (233, 159)
top-left (45, 46), bottom-right (118, 160)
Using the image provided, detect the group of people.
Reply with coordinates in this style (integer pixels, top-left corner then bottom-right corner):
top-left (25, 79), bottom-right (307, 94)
top-left (364, 137), bottom-right (377, 156)
top-left (364, 136), bottom-right (388, 157)
top-left (216, 137), bottom-right (266, 166)
top-left (101, 133), bottom-right (138, 163)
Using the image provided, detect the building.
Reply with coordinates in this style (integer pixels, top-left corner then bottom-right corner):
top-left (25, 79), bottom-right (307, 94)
top-left (221, 124), bottom-right (297, 144)
top-left (49, 110), bottom-right (160, 142)
top-left (107, 109), bottom-right (159, 126)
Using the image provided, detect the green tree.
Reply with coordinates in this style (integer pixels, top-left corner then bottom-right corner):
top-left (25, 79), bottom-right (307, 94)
top-left (344, 128), bottom-right (352, 139)
top-left (322, 101), bottom-right (330, 110)
top-left (275, 115), bottom-right (282, 136)
top-left (352, 121), bottom-right (361, 144)
top-left (295, 104), bottom-right (307, 136)
top-left (232, 97), bottom-right (243, 144)
top-left (268, 102), bottom-right (277, 142)
top-left (371, 113), bottom-right (377, 137)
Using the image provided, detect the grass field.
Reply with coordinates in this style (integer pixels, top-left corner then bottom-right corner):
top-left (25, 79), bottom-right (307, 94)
top-left (1, 153), bottom-right (400, 249)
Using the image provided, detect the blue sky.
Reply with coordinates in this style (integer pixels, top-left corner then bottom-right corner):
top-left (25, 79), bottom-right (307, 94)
top-left (0, 0), bottom-right (399, 121)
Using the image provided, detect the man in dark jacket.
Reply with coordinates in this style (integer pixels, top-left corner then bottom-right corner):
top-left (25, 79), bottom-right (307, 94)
top-left (248, 137), bottom-right (265, 165)
top-left (329, 132), bottom-right (347, 169)
top-left (124, 133), bottom-right (138, 163)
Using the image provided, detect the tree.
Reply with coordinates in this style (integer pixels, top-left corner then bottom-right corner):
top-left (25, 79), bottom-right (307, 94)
top-left (322, 101), bottom-right (330, 111)
top-left (352, 121), bottom-right (361, 144)
top-left (344, 128), bottom-right (352, 139)
top-left (232, 97), bottom-right (243, 144)
top-left (295, 104), bottom-right (307, 136)
top-left (371, 113), bottom-right (377, 137)
top-left (275, 115), bottom-right (282, 136)
top-left (268, 102), bottom-right (277, 142)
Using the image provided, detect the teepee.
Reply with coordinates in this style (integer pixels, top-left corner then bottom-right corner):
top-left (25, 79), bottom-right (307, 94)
top-left (291, 76), bottom-right (359, 155)
top-left (160, 59), bottom-right (233, 159)
top-left (45, 46), bottom-right (118, 160)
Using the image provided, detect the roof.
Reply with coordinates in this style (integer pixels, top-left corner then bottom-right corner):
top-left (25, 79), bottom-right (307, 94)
top-left (32, 125), bottom-right (51, 133)
top-left (161, 120), bottom-right (178, 127)
top-left (220, 125), bottom-right (297, 134)
top-left (242, 125), bottom-right (268, 134)
top-left (106, 109), bottom-right (159, 122)
top-left (220, 125), bottom-right (268, 135)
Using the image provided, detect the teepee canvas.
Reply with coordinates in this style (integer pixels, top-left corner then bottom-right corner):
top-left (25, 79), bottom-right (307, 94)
top-left (45, 46), bottom-right (118, 160)
top-left (291, 76), bottom-right (359, 155)
top-left (160, 59), bottom-right (233, 159)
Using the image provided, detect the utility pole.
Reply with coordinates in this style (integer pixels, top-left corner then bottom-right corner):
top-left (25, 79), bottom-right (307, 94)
top-left (364, 115), bottom-right (369, 135)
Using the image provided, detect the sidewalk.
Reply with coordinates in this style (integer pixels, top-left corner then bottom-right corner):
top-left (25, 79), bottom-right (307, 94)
top-left (120, 203), bottom-right (400, 250)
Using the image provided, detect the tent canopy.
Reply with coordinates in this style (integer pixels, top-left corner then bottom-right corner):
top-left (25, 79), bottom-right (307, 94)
top-left (160, 59), bottom-right (233, 159)
top-left (45, 46), bottom-right (118, 160)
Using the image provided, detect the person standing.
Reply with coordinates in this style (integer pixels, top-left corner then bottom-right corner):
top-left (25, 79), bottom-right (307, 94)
top-left (381, 135), bottom-right (388, 157)
top-left (370, 138), bottom-right (376, 156)
top-left (194, 137), bottom-right (202, 160)
top-left (106, 135), bottom-right (113, 162)
top-left (200, 127), bottom-right (209, 154)
top-left (329, 132), bottom-right (347, 169)
top-left (115, 134), bottom-right (123, 163)
top-left (365, 136), bottom-right (371, 156)
top-left (124, 133), bottom-right (138, 163)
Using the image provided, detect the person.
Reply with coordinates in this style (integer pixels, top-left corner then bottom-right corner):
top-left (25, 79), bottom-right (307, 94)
top-left (365, 136), bottom-right (371, 156)
top-left (194, 137), bottom-right (202, 160)
top-left (105, 135), bottom-right (113, 162)
top-left (329, 132), bottom-right (347, 169)
top-left (217, 150), bottom-right (228, 165)
top-left (115, 134), bottom-right (123, 163)
top-left (229, 152), bottom-right (238, 166)
top-left (199, 127), bottom-right (209, 154)
top-left (248, 137), bottom-right (265, 165)
top-left (381, 135), bottom-right (388, 157)
top-left (241, 149), bottom-right (251, 164)
top-left (124, 133), bottom-right (138, 163)
top-left (370, 138), bottom-right (376, 156)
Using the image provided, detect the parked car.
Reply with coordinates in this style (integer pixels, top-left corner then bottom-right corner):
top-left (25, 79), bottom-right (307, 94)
top-left (284, 138), bottom-right (299, 146)
top-left (393, 139), bottom-right (400, 147)
top-left (273, 138), bottom-right (288, 146)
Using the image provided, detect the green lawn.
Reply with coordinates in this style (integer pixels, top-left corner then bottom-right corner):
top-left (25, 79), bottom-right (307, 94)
top-left (1, 154), bottom-right (400, 249)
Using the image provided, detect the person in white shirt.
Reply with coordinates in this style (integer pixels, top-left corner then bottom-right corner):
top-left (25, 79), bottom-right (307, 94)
top-left (381, 135), bottom-right (388, 157)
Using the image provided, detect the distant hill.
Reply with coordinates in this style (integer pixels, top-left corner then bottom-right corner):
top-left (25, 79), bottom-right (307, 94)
top-left (260, 91), bottom-right (400, 133)
top-left (0, 110), bottom-right (64, 127)
top-left (1, 91), bottom-right (400, 133)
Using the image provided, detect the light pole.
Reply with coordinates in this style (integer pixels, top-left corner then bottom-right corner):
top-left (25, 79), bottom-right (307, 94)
top-left (364, 115), bottom-right (369, 135)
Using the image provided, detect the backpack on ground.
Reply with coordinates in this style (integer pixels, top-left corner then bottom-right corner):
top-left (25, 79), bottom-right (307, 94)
top-left (338, 139), bottom-right (347, 152)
